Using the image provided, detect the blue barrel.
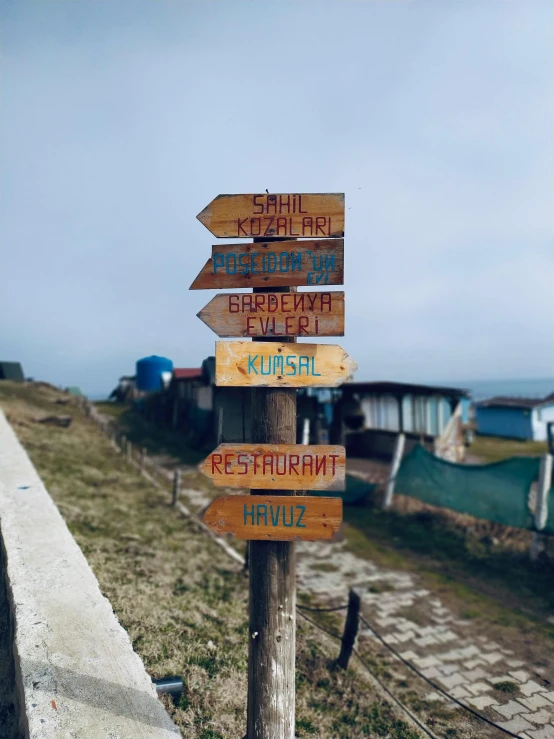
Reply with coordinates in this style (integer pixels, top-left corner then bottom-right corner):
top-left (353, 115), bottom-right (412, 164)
top-left (136, 356), bottom-right (173, 392)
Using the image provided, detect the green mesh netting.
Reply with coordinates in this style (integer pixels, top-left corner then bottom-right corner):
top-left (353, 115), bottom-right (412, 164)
top-left (395, 445), bottom-right (540, 530)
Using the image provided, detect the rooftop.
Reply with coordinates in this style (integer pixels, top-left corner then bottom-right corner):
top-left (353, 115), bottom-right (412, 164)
top-left (172, 368), bottom-right (203, 381)
top-left (476, 393), bottom-right (554, 410)
top-left (342, 381), bottom-right (469, 398)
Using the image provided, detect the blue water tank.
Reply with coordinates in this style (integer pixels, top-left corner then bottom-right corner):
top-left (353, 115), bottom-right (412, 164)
top-left (136, 355), bottom-right (173, 392)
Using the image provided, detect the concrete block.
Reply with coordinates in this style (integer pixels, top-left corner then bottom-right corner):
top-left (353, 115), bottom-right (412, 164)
top-left (467, 682), bottom-right (492, 696)
top-left (467, 694), bottom-right (499, 710)
top-left (0, 411), bottom-right (180, 739)
top-left (497, 716), bottom-right (535, 734)
top-left (493, 700), bottom-right (528, 718)
top-left (521, 710), bottom-right (554, 725)
top-left (521, 681), bottom-right (548, 697)
top-left (437, 673), bottom-right (467, 690)
top-left (520, 695), bottom-right (554, 711)
top-left (525, 725), bottom-right (554, 739)
top-left (509, 671), bottom-right (532, 683)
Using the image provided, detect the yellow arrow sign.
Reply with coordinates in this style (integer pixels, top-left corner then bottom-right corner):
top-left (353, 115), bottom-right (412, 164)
top-left (203, 495), bottom-right (343, 541)
top-left (215, 341), bottom-right (357, 388)
top-left (197, 193), bottom-right (345, 239)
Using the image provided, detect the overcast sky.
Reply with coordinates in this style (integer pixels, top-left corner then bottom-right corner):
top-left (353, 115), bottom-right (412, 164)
top-left (1, 0), bottom-right (553, 396)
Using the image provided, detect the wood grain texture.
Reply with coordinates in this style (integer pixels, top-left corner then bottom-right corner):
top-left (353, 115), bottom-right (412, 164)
top-left (196, 193), bottom-right (344, 238)
top-left (197, 291), bottom-right (345, 338)
top-left (215, 340), bottom-right (357, 388)
top-left (202, 443), bottom-right (346, 491)
top-left (203, 495), bottom-right (343, 541)
top-left (189, 238), bottom-right (344, 290)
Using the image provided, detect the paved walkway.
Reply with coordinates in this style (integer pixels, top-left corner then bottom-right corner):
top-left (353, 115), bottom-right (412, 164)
top-left (297, 540), bottom-right (554, 739)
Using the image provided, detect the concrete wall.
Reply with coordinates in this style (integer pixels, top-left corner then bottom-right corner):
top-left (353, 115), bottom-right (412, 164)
top-left (532, 404), bottom-right (554, 442)
top-left (0, 411), bottom-right (180, 739)
top-left (475, 406), bottom-right (533, 440)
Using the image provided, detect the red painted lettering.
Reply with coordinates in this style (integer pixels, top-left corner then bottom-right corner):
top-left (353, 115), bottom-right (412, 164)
top-left (276, 217), bottom-right (288, 235)
top-left (302, 454), bottom-right (314, 475)
top-left (262, 454), bottom-right (274, 475)
top-left (315, 455), bottom-right (327, 475)
top-left (237, 452), bottom-right (248, 474)
top-left (289, 454), bottom-right (300, 475)
top-left (229, 295), bottom-right (239, 313)
top-left (264, 217), bottom-right (276, 236)
top-left (279, 195), bottom-right (290, 213)
top-left (321, 293), bottom-right (332, 311)
top-left (267, 195), bottom-right (277, 215)
top-left (250, 218), bottom-right (261, 236)
top-left (315, 216), bottom-right (326, 235)
top-left (224, 453), bottom-right (234, 474)
top-left (285, 316), bottom-right (295, 335)
top-left (246, 316), bottom-right (256, 335)
top-left (253, 195), bottom-right (264, 214)
top-left (298, 194), bottom-right (308, 213)
top-left (211, 453), bottom-right (223, 474)
top-left (238, 218), bottom-right (248, 236)
top-left (298, 316), bottom-right (309, 335)
top-left (302, 217), bottom-right (313, 236)
top-left (329, 454), bottom-right (339, 475)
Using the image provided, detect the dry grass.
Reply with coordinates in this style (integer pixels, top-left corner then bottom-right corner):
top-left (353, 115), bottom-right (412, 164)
top-left (469, 434), bottom-right (547, 463)
top-left (0, 383), bottom-right (423, 739)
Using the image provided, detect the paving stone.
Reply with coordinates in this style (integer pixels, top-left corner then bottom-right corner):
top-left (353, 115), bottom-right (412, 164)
top-left (414, 635), bottom-right (439, 647)
top-left (440, 649), bottom-right (463, 662)
top-left (526, 726), bottom-right (554, 739)
top-left (383, 634), bottom-right (399, 645)
top-left (483, 641), bottom-right (501, 651)
top-left (376, 617), bottom-right (399, 628)
top-left (467, 694), bottom-right (499, 710)
top-left (440, 664), bottom-right (459, 676)
top-left (399, 650), bottom-right (417, 661)
top-left (507, 659), bottom-right (526, 668)
top-left (521, 681), bottom-right (547, 697)
top-left (493, 700), bottom-right (528, 718)
top-left (458, 645), bottom-right (481, 659)
top-left (467, 682), bottom-right (492, 696)
top-left (542, 693), bottom-right (554, 705)
top-left (394, 631), bottom-right (415, 643)
top-left (450, 685), bottom-right (471, 699)
top-left (435, 631), bottom-right (457, 643)
top-left (421, 667), bottom-right (442, 680)
top-left (464, 658), bottom-right (486, 670)
top-left (463, 668), bottom-right (489, 682)
top-left (482, 652), bottom-right (504, 665)
top-left (497, 716), bottom-right (535, 734)
top-left (437, 673), bottom-right (467, 690)
top-left (396, 621), bottom-right (418, 632)
top-left (415, 656), bottom-right (440, 669)
top-left (521, 710), bottom-right (554, 725)
top-left (509, 670), bottom-right (532, 683)
top-left (519, 695), bottom-right (554, 711)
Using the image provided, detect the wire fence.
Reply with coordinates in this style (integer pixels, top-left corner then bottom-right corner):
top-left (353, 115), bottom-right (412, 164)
top-left (82, 398), bottom-right (529, 739)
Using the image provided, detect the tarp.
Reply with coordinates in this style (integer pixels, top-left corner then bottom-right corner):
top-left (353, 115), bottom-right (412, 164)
top-left (395, 445), bottom-right (540, 530)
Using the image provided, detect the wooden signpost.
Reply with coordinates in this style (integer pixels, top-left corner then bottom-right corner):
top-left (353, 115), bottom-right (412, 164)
top-left (202, 443), bottom-right (346, 491)
top-left (189, 238), bottom-right (344, 290)
top-left (197, 291), bottom-right (345, 338)
top-left (203, 495), bottom-right (342, 541)
top-left (215, 340), bottom-right (357, 388)
top-left (191, 192), bottom-right (352, 739)
top-left (197, 193), bottom-right (345, 239)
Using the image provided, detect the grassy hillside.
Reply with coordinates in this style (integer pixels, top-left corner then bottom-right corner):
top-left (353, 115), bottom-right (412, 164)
top-left (0, 383), bottom-right (425, 739)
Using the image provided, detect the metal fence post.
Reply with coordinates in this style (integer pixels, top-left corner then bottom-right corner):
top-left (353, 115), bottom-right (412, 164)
top-left (383, 433), bottom-right (405, 510)
top-left (531, 454), bottom-right (552, 561)
top-left (336, 589), bottom-right (361, 669)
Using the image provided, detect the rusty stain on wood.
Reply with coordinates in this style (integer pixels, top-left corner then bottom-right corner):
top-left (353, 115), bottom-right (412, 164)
top-left (215, 340), bottom-right (357, 388)
top-left (202, 443), bottom-right (346, 491)
top-left (203, 494), bottom-right (343, 541)
top-left (196, 193), bottom-right (344, 239)
top-left (197, 291), bottom-right (345, 338)
top-left (189, 238), bottom-right (344, 290)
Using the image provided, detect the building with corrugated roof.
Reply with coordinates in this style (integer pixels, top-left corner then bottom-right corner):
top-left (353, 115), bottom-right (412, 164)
top-left (475, 394), bottom-right (554, 441)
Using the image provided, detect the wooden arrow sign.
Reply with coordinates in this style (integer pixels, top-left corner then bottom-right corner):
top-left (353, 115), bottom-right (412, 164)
top-left (215, 341), bottom-right (357, 388)
top-left (203, 495), bottom-right (343, 541)
top-left (189, 238), bottom-right (344, 290)
top-left (197, 291), bottom-right (345, 338)
top-left (197, 193), bottom-right (344, 239)
top-left (202, 443), bottom-right (346, 491)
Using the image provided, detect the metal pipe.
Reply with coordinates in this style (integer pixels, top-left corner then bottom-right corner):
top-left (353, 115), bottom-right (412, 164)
top-left (152, 676), bottom-right (183, 699)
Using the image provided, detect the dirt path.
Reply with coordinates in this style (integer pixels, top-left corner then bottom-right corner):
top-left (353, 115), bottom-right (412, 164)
top-left (170, 471), bottom-right (554, 739)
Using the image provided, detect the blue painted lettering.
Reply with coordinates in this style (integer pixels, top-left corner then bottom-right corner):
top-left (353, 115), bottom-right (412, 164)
top-left (296, 505), bottom-right (306, 528)
top-left (256, 504), bottom-right (268, 526)
top-left (248, 355), bottom-right (259, 374)
top-left (244, 504), bottom-right (255, 525)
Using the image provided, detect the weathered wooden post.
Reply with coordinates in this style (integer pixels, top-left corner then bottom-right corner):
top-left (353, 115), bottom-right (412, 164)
top-left (530, 454), bottom-right (552, 561)
top-left (383, 432), bottom-right (405, 510)
top-left (172, 469), bottom-right (180, 507)
top-left (336, 588), bottom-right (361, 669)
top-left (194, 192), bottom-right (352, 739)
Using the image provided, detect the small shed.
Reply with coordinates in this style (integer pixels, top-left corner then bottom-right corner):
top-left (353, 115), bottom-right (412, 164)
top-left (330, 380), bottom-right (470, 462)
top-left (0, 362), bottom-right (25, 382)
top-left (475, 394), bottom-right (554, 441)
